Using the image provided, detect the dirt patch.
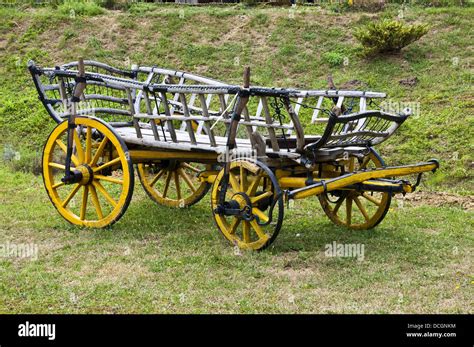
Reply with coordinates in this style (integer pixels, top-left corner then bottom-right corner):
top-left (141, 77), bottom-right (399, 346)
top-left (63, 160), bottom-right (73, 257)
top-left (402, 191), bottom-right (474, 210)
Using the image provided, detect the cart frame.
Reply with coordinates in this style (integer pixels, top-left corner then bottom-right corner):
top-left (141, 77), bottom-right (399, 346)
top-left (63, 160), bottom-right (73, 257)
top-left (29, 59), bottom-right (439, 250)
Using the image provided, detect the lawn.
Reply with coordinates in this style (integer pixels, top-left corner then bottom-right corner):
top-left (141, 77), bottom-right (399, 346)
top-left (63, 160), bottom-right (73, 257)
top-left (0, 2), bottom-right (472, 313)
top-left (0, 167), bottom-right (472, 313)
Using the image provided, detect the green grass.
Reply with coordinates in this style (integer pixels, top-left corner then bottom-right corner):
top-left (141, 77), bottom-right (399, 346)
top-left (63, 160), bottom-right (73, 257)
top-left (0, 167), bottom-right (472, 313)
top-left (0, 3), bottom-right (472, 313)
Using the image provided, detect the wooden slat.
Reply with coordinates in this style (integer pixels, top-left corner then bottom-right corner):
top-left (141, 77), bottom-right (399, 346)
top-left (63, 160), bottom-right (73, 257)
top-left (133, 113), bottom-right (294, 129)
top-left (115, 126), bottom-right (302, 159)
top-left (198, 94), bottom-right (217, 147)
top-left (127, 88), bottom-right (142, 138)
top-left (134, 71), bottom-right (155, 113)
top-left (336, 96), bottom-right (344, 109)
top-left (179, 93), bottom-right (197, 145)
top-left (160, 92), bottom-right (177, 142)
top-left (242, 106), bottom-right (256, 147)
top-left (311, 96), bottom-right (324, 123)
top-left (143, 90), bottom-right (160, 141)
top-left (261, 97), bottom-right (279, 152)
top-left (282, 98), bottom-right (305, 153)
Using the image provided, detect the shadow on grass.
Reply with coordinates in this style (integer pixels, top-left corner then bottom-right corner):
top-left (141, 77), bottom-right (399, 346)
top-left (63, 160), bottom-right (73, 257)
top-left (61, 194), bottom-right (446, 267)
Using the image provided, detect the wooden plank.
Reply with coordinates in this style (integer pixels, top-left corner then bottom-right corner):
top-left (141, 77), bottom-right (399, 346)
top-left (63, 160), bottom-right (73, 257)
top-left (260, 96), bottom-right (279, 152)
top-left (311, 96), bottom-right (325, 123)
top-left (160, 92), bottom-right (177, 143)
top-left (282, 98), bottom-right (305, 153)
top-left (198, 94), bottom-right (217, 147)
top-left (134, 71), bottom-right (155, 113)
top-left (179, 93), bottom-right (197, 145)
top-left (127, 88), bottom-right (142, 138)
top-left (143, 90), bottom-right (160, 141)
top-left (133, 113), bottom-right (294, 129)
top-left (336, 96), bottom-right (345, 109)
top-left (242, 106), bottom-right (256, 147)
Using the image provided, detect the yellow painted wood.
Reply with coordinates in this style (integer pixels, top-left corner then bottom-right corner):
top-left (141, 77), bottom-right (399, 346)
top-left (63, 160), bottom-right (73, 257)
top-left (42, 117), bottom-right (132, 228)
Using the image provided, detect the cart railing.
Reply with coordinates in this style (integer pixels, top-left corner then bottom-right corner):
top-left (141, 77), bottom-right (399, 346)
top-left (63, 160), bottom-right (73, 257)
top-left (29, 60), bottom-right (409, 157)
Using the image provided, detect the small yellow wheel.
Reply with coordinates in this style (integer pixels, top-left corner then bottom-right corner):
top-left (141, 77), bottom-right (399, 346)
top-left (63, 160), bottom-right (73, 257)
top-left (137, 161), bottom-right (212, 208)
top-left (211, 160), bottom-right (284, 251)
top-left (42, 117), bottom-right (134, 228)
top-left (319, 149), bottom-right (391, 230)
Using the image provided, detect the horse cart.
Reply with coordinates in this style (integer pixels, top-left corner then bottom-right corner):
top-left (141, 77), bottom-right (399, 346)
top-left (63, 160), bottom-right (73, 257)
top-left (28, 59), bottom-right (439, 250)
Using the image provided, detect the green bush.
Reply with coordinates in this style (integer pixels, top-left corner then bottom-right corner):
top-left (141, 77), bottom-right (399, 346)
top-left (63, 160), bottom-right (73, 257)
top-left (57, 1), bottom-right (104, 17)
top-left (354, 19), bottom-right (429, 55)
top-left (322, 51), bottom-right (345, 67)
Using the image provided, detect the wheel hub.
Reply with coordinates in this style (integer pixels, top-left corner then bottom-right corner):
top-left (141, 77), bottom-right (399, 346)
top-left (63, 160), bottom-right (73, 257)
top-left (62, 164), bottom-right (94, 185)
top-left (76, 164), bottom-right (94, 185)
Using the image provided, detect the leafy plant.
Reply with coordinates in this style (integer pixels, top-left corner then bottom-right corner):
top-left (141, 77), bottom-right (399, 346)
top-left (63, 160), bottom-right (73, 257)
top-left (322, 51), bottom-right (345, 67)
top-left (57, 1), bottom-right (104, 17)
top-left (354, 19), bottom-right (429, 55)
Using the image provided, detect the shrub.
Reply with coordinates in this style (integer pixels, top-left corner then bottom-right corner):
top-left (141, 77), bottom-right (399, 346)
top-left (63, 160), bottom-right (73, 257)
top-left (354, 19), bottom-right (429, 55)
top-left (57, 1), bottom-right (104, 17)
top-left (322, 51), bottom-right (345, 67)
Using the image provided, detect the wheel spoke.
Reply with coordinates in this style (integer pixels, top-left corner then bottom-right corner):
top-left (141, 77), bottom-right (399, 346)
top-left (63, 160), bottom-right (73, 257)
top-left (52, 181), bottom-right (65, 189)
top-left (73, 130), bottom-right (85, 164)
top-left (252, 207), bottom-right (269, 223)
top-left (333, 197), bottom-right (345, 214)
top-left (93, 180), bottom-right (117, 208)
top-left (242, 221), bottom-right (251, 243)
top-left (162, 171), bottom-right (172, 198)
top-left (89, 184), bottom-right (103, 220)
top-left (246, 171), bottom-right (262, 196)
top-left (174, 171), bottom-right (182, 200)
top-left (80, 185), bottom-right (89, 220)
top-left (179, 168), bottom-right (197, 193)
top-left (48, 162), bottom-right (66, 170)
top-left (240, 164), bottom-right (247, 192)
top-left (182, 163), bottom-right (200, 173)
top-left (229, 217), bottom-right (240, 235)
top-left (85, 126), bottom-right (92, 164)
top-left (228, 172), bottom-right (240, 192)
top-left (93, 157), bottom-right (121, 173)
top-left (149, 169), bottom-right (165, 187)
top-left (94, 174), bottom-right (123, 185)
top-left (250, 191), bottom-right (272, 205)
top-left (55, 139), bottom-right (79, 166)
top-left (250, 220), bottom-right (269, 241)
top-left (353, 196), bottom-right (369, 222)
top-left (361, 192), bottom-right (382, 206)
top-left (346, 197), bottom-right (353, 225)
top-left (61, 184), bottom-right (81, 208)
top-left (90, 137), bottom-right (109, 166)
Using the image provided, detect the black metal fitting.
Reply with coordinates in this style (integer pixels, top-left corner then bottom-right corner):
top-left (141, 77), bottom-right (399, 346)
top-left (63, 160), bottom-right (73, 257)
top-left (61, 170), bottom-right (83, 185)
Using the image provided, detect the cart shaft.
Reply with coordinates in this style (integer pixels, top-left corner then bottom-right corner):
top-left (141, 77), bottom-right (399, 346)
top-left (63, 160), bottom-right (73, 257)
top-left (288, 160), bottom-right (439, 200)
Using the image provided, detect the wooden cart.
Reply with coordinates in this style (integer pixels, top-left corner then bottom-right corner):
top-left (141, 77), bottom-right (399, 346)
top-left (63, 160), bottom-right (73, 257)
top-left (29, 59), bottom-right (439, 250)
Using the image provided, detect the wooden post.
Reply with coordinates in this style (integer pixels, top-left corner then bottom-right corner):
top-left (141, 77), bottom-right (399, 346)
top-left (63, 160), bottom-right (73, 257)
top-left (218, 66), bottom-right (251, 205)
top-left (63, 58), bottom-right (86, 182)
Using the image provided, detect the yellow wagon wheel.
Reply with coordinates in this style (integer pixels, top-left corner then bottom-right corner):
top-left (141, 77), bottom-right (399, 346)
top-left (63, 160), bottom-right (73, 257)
top-left (211, 160), bottom-right (284, 251)
top-left (137, 161), bottom-right (212, 208)
top-left (319, 149), bottom-right (391, 230)
top-left (42, 117), bottom-right (134, 228)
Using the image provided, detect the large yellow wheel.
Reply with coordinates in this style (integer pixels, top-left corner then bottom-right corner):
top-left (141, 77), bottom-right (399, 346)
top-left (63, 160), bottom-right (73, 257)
top-left (319, 150), bottom-right (391, 230)
top-left (137, 161), bottom-right (212, 208)
top-left (211, 160), bottom-right (284, 251)
top-left (42, 117), bottom-right (134, 228)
